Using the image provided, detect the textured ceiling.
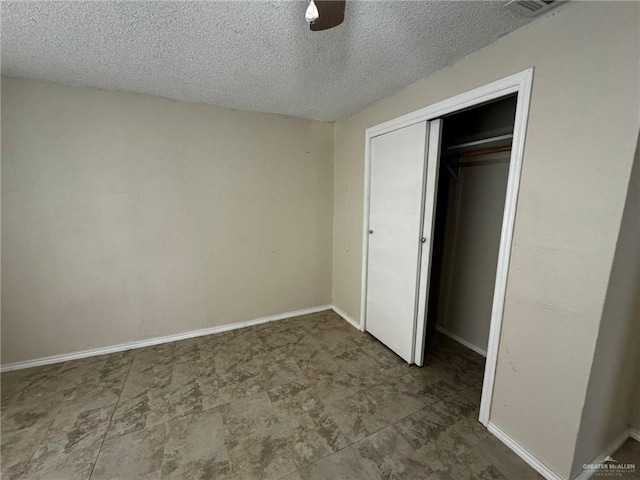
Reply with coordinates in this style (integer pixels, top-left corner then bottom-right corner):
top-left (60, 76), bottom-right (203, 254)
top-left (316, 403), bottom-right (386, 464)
top-left (1, 1), bottom-right (533, 121)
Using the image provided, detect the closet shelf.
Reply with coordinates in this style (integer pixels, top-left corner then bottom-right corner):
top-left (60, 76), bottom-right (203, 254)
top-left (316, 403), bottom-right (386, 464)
top-left (442, 144), bottom-right (511, 177)
top-left (445, 133), bottom-right (513, 153)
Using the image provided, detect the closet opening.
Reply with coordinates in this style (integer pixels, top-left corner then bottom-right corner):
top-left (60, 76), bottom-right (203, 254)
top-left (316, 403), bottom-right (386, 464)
top-left (362, 70), bottom-right (532, 425)
top-left (423, 95), bottom-right (518, 386)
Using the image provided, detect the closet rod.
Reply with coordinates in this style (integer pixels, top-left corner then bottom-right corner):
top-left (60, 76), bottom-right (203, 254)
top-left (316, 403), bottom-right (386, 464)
top-left (443, 145), bottom-right (512, 171)
top-left (446, 133), bottom-right (513, 152)
top-left (442, 145), bottom-right (511, 160)
top-left (457, 145), bottom-right (512, 158)
top-left (450, 157), bottom-right (510, 169)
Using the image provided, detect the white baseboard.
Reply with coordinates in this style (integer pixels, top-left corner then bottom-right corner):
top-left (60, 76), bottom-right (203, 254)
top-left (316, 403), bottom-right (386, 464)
top-left (0, 305), bottom-right (332, 373)
top-left (574, 428), bottom-right (631, 480)
top-left (489, 423), bottom-right (636, 480)
top-left (331, 305), bottom-right (364, 331)
top-left (487, 422), bottom-right (563, 480)
top-left (436, 325), bottom-right (487, 357)
top-left (630, 428), bottom-right (640, 442)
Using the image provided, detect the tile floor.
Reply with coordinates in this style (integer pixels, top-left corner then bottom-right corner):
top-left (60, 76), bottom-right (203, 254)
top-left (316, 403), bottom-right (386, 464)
top-left (1, 310), bottom-right (552, 479)
top-left (609, 440), bottom-right (640, 479)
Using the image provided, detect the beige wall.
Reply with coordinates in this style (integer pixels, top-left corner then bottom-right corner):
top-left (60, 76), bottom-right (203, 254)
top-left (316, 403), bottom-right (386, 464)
top-left (436, 157), bottom-right (510, 352)
top-left (633, 380), bottom-right (640, 432)
top-left (1, 77), bottom-right (334, 364)
top-left (332, 3), bottom-right (639, 478)
top-left (629, 145), bottom-right (640, 439)
top-left (570, 134), bottom-right (639, 477)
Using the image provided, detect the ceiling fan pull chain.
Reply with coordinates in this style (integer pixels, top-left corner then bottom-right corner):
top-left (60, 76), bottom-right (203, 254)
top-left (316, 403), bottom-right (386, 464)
top-left (305, 0), bottom-right (319, 24)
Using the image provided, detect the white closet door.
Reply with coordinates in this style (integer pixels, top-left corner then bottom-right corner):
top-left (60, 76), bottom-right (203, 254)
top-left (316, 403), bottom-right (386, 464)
top-left (366, 121), bottom-right (428, 363)
top-left (414, 118), bottom-right (442, 366)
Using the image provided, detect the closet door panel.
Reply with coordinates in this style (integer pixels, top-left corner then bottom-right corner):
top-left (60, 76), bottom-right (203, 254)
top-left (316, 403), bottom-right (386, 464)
top-left (414, 118), bottom-right (442, 366)
top-left (366, 121), bottom-right (427, 363)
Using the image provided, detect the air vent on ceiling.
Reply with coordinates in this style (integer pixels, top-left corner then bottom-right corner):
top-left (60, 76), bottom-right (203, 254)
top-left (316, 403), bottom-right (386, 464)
top-left (505, 0), bottom-right (558, 17)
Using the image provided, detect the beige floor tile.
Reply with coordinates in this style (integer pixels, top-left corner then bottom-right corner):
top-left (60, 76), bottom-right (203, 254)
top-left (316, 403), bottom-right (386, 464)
top-left (473, 434), bottom-right (543, 480)
top-left (220, 392), bottom-right (280, 447)
top-left (106, 386), bottom-right (170, 440)
top-left (119, 361), bottom-right (173, 401)
top-left (23, 405), bottom-right (114, 480)
top-left (1, 314), bottom-right (542, 480)
top-left (0, 421), bottom-right (52, 480)
top-left (294, 445), bottom-right (373, 480)
top-left (324, 390), bottom-right (390, 443)
top-left (353, 425), bottom-right (433, 479)
top-left (0, 390), bottom-right (65, 434)
top-left (610, 438), bottom-right (640, 473)
top-left (91, 423), bottom-right (166, 480)
top-left (161, 408), bottom-right (231, 479)
top-left (287, 409), bottom-right (349, 468)
top-left (364, 376), bottom-right (427, 423)
top-left (268, 381), bottom-right (349, 467)
top-left (227, 432), bottom-right (298, 480)
top-left (394, 405), bottom-right (457, 450)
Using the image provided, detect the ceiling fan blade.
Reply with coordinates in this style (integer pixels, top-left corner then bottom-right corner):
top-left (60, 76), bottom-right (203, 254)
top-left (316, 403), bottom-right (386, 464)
top-left (310, 0), bottom-right (346, 31)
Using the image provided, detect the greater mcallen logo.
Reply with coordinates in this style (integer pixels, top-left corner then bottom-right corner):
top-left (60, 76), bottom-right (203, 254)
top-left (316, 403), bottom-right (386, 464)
top-left (583, 456), bottom-right (636, 477)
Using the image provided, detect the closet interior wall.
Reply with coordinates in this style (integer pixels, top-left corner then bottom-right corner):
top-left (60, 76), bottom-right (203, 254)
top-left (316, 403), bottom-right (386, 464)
top-left (427, 96), bottom-right (517, 355)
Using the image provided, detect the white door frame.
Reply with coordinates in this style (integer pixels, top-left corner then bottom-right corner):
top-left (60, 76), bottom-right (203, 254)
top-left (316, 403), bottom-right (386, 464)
top-left (360, 68), bottom-right (534, 427)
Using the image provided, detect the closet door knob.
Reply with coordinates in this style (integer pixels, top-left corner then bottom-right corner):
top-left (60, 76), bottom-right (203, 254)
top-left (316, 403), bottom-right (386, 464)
top-left (369, 230), bottom-right (374, 234)
top-left (421, 237), bottom-right (427, 243)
